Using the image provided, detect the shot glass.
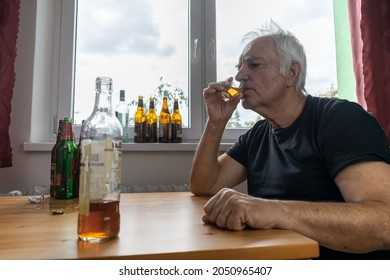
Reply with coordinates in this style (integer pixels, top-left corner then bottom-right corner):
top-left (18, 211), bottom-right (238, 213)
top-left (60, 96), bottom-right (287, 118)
top-left (221, 80), bottom-right (243, 101)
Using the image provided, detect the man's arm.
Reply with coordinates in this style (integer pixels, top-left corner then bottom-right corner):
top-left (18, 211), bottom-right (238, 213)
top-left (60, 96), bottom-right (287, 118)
top-left (190, 122), bottom-right (244, 195)
top-left (203, 161), bottom-right (390, 253)
top-left (190, 79), bottom-right (246, 196)
top-left (190, 120), bottom-right (247, 196)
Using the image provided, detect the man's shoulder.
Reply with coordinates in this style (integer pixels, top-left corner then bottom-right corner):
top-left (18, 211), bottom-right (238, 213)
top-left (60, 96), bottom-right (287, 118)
top-left (308, 95), bottom-right (356, 112)
top-left (307, 95), bottom-right (367, 123)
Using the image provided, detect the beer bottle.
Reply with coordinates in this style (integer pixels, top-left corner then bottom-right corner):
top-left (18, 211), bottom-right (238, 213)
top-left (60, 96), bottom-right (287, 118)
top-left (146, 97), bottom-right (158, 143)
top-left (78, 76), bottom-right (122, 242)
top-left (54, 117), bottom-right (78, 199)
top-left (134, 95), bottom-right (146, 143)
top-left (171, 98), bottom-right (182, 143)
top-left (74, 120), bottom-right (85, 199)
top-left (158, 95), bottom-right (171, 143)
top-left (115, 90), bottom-right (129, 143)
top-left (50, 119), bottom-right (64, 197)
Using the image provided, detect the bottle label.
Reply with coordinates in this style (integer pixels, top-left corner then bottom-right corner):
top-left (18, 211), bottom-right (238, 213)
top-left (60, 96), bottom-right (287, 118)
top-left (50, 163), bottom-right (56, 185)
top-left (134, 121), bottom-right (146, 143)
top-left (171, 123), bottom-right (182, 142)
top-left (146, 123), bottom-right (158, 142)
top-left (79, 139), bottom-right (122, 215)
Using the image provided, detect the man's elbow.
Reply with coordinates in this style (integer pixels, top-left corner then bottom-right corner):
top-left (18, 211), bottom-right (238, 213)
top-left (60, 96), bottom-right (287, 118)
top-left (189, 180), bottom-right (215, 196)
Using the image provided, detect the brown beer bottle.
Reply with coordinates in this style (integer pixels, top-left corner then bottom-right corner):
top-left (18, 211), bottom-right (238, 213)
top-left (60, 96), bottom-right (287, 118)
top-left (78, 76), bottom-right (122, 242)
top-left (54, 117), bottom-right (78, 199)
top-left (146, 97), bottom-right (158, 143)
top-left (134, 95), bottom-right (146, 143)
top-left (74, 120), bottom-right (85, 198)
top-left (50, 119), bottom-right (64, 197)
top-left (158, 95), bottom-right (171, 143)
top-left (171, 98), bottom-right (182, 143)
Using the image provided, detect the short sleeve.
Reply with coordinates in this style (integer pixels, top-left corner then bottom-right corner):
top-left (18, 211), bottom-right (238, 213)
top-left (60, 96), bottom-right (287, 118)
top-left (318, 101), bottom-right (390, 178)
top-left (226, 131), bottom-right (249, 168)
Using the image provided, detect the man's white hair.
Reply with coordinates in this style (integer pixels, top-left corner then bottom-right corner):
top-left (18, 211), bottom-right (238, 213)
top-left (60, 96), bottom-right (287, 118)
top-left (243, 20), bottom-right (307, 94)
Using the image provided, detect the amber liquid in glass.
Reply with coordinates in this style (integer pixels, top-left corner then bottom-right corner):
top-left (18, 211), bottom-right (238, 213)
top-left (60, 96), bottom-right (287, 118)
top-left (77, 200), bottom-right (120, 242)
top-left (222, 87), bottom-right (243, 101)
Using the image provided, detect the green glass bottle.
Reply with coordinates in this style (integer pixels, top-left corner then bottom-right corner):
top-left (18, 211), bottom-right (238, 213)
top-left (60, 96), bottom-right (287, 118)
top-left (50, 119), bottom-right (64, 197)
top-left (54, 117), bottom-right (78, 199)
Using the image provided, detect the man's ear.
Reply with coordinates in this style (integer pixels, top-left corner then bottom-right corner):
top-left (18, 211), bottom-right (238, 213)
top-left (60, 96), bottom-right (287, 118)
top-left (286, 61), bottom-right (300, 88)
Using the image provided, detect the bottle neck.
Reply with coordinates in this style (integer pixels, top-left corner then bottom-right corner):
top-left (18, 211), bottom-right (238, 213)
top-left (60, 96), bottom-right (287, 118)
top-left (60, 121), bottom-right (75, 141)
top-left (94, 84), bottom-right (113, 114)
top-left (173, 101), bottom-right (179, 112)
top-left (56, 120), bottom-right (64, 142)
top-left (138, 99), bottom-right (144, 108)
top-left (120, 90), bottom-right (125, 102)
top-left (162, 98), bottom-right (169, 113)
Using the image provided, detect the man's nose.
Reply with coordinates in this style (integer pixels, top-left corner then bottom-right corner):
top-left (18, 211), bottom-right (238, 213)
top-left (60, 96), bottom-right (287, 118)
top-left (235, 68), bottom-right (247, 84)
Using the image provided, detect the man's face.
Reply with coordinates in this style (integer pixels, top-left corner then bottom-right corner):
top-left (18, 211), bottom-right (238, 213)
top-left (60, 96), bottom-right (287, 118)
top-left (235, 36), bottom-right (289, 113)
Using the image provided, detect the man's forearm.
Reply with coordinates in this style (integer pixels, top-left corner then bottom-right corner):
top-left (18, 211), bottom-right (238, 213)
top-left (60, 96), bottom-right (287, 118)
top-left (273, 199), bottom-right (390, 252)
top-left (190, 120), bottom-right (227, 195)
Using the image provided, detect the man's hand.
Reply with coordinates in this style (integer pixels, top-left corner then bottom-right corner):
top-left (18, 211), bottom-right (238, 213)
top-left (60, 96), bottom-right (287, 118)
top-left (203, 78), bottom-right (242, 124)
top-left (202, 188), bottom-right (275, 231)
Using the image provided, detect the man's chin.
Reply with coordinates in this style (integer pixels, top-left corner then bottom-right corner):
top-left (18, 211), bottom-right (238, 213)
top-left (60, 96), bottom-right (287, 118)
top-left (241, 99), bottom-right (250, 110)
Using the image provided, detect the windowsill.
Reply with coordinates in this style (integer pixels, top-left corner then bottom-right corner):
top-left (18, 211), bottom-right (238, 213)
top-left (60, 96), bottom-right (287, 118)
top-left (23, 141), bottom-right (234, 152)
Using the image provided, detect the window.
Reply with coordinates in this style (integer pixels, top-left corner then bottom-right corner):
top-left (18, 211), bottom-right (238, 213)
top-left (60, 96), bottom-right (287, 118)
top-left (215, 0), bottom-right (338, 127)
top-left (55, 0), bottom-right (342, 143)
top-left (74, 0), bottom-right (190, 128)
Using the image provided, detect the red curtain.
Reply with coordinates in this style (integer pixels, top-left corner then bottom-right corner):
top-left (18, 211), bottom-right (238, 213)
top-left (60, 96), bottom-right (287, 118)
top-left (348, 0), bottom-right (390, 143)
top-left (0, 0), bottom-right (20, 168)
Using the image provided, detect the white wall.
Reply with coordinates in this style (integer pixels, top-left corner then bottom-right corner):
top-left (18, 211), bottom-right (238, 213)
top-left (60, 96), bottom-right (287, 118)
top-left (0, 0), bottom-right (246, 195)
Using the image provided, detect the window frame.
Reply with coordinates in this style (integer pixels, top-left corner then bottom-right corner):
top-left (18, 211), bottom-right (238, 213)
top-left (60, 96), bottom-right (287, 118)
top-left (50, 0), bottom-right (350, 146)
top-left (53, 0), bottom-right (247, 144)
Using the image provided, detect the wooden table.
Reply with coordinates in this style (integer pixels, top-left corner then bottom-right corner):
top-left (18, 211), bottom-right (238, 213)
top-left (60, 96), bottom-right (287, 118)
top-left (0, 192), bottom-right (319, 260)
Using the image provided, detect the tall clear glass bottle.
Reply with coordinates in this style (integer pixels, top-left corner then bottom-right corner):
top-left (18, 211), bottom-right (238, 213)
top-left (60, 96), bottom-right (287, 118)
top-left (171, 98), bottom-right (182, 143)
top-left (115, 90), bottom-right (129, 143)
top-left (146, 97), bottom-right (158, 143)
top-left (158, 95), bottom-right (171, 143)
top-left (78, 77), bottom-right (122, 242)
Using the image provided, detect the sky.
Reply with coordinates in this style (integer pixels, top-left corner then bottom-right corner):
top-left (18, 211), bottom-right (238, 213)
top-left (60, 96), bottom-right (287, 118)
top-left (74, 0), bottom-right (336, 126)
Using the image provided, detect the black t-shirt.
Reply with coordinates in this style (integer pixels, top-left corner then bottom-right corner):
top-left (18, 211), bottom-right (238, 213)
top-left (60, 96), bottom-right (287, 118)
top-left (226, 95), bottom-right (390, 259)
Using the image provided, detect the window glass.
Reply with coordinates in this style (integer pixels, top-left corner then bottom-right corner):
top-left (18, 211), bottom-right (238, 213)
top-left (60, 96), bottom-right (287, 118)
top-left (74, 0), bottom-right (189, 126)
top-left (72, 0), bottom-right (337, 133)
top-left (216, 0), bottom-right (337, 128)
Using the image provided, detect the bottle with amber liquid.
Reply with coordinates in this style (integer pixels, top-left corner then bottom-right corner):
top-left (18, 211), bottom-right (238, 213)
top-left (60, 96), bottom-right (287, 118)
top-left (50, 119), bottom-right (64, 197)
top-left (146, 97), bottom-right (158, 143)
top-left (171, 98), bottom-right (182, 143)
top-left (74, 120), bottom-right (85, 199)
top-left (134, 95), bottom-right (146, 143)
top-left (54, 117), bottom-right (78, 199)
top-left (78, 76), bottom-right (122, 242)
top-left (158, 95), bottom-right (171, 143)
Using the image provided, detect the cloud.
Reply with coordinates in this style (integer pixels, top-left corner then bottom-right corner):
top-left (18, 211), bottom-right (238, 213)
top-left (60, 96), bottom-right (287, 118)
top-left (76, 0), bottom-right (175, 56)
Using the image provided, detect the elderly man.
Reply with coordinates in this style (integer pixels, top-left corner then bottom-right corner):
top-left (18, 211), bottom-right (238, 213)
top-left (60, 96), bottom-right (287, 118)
top-left (190, 23), bottom-right (390, 259)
